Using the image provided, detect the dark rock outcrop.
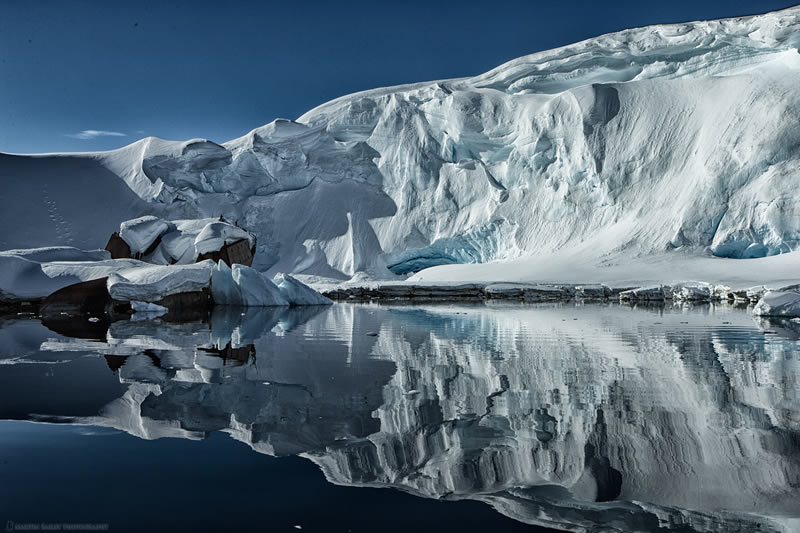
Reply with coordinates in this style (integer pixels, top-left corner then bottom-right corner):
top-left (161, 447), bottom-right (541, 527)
top-left (105, 232), bottom-right (132, 259)
top-left (196, 238), bottom-right (254, 267)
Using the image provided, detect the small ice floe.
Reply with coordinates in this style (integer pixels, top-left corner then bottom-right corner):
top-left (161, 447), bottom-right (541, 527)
top-left (753, 289), bottom-right (800, 318)
top-left (88, 317), bottom-right (100, 323)
top-left (673, 284), bottom-right (711, 302)
top-left (273, 273), bottom-right (333, 306)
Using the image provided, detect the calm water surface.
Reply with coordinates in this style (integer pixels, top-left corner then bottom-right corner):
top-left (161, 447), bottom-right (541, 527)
top-left (0, 302), bottom-right (798, 532)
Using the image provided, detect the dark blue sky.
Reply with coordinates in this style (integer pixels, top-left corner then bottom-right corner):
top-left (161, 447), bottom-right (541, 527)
top-left (1, 0), bottom-right (797, 154)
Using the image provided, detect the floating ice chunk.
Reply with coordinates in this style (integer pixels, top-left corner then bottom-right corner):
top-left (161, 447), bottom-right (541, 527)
top-left (672, 284), bottom-right (711, 301)
top-left (107, 261), bottom-right (214, 302)
top-left (273, 273), bottom-right (332, 306)
top-left (194, 222), bottom-right (253, 256)
top-left (711, 284), bottom-right (733, 300)
top-left (747, 286), bottom-right (768, 303)
top-left (233, 264), bottom-right (287, 307)
top-left (752, 290), bottom-right (800, 317)
top-left (210, 262), bottom-right (288, 307)
top-left (210, 261), bottom-right (242, 306)
top-left (119, 216), bottom-right (173, 255)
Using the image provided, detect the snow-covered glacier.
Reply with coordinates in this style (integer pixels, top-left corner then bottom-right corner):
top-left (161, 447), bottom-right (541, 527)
top-left (3, 6), bottom-right (800, 283)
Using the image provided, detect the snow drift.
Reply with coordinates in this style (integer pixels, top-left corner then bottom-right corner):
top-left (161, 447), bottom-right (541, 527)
top-left (3, 7), bottom-right (800, 283)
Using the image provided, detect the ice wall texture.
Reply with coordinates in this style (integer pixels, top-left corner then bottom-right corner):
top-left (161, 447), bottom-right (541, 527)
top-left (3, 7), bottom-right (800, 278)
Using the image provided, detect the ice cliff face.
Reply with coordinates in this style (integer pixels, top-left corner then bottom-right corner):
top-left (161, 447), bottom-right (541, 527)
top-left (3, 7), bottom-right (800, 279)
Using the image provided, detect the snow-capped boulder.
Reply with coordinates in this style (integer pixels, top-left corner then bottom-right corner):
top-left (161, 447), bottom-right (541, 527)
top-left (753, 289), bottom-right (800, 317)
top-left (273, 273), bottom-right (332, 306)
top-left (194, 222), bottom-right (253, 256)
top-left (119, 216), bottom-right (173, 256)
top-left (108, 216), bottom-right (256, 266)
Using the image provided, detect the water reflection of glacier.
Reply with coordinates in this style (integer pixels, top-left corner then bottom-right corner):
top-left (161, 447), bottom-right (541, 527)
top-left (14, 303), bottom-right (800, 532)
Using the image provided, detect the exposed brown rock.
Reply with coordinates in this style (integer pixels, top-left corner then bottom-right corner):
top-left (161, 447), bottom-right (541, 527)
top-left (105, 232), bottom-right (132, 259)
top-left (196, 238), bottom-right (254, 267)
top-left (105, 231), bottom-right (163, 260)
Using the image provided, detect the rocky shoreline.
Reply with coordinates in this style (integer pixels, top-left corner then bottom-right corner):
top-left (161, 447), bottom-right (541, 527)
top-left (320, 282), bottom-right (767, 304)
top-left (0, 281), bottom-right (775, 320)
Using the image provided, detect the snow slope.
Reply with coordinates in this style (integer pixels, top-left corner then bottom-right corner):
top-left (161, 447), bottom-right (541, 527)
top-left (3, 6), bottom-right (800, 284)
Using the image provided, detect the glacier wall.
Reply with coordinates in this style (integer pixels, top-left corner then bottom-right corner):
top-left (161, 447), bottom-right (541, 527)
top-left (2, 7), bottom-right (800, 279)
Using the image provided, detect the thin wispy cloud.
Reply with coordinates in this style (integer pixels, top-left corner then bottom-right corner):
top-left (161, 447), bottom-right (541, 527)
top-left (65, 129), bottom-right (127, 140)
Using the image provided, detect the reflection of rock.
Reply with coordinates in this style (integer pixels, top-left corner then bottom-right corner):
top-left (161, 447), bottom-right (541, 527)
top-left (26, 303), bottom-right (800, 532)
top-left (196, 342), bottom-right (255, 366)
top-left (104, 354), bottom-right (127, 372)
top-left (46, 305), bottom-right (395, 455)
